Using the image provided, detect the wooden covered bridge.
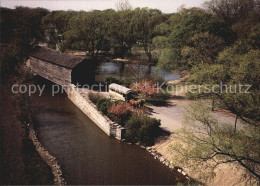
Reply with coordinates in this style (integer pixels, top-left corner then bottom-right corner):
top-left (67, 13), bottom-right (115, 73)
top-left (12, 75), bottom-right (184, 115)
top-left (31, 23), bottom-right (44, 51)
top-left (27, 46), bottom-right (94, 85)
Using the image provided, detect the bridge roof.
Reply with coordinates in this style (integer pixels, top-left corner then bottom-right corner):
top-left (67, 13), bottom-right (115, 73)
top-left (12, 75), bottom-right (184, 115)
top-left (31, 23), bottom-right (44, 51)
top-left (29, 46), bottom-right (87, 69)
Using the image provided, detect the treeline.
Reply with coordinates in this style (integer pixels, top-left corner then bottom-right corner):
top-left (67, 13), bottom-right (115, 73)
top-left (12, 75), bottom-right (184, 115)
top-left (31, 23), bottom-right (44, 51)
top-left (1, 7), bottom-right (49, 82)
top-left (1, 0), bottom-right (259, 76)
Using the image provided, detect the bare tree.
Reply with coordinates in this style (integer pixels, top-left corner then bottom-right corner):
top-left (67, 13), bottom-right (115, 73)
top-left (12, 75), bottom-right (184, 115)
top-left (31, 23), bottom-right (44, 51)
top-left (204, 0), bottom-right (257, 24)
top-left (115, 0), bottom-right (132, 11)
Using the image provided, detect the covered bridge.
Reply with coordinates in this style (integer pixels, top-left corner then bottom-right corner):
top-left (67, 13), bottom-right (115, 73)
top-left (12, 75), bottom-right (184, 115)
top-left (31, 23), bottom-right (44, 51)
top-left (27, 47), bottom-right (94, 85)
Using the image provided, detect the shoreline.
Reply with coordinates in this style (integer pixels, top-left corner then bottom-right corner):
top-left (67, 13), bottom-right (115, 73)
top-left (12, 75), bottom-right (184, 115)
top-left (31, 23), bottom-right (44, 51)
top-left (28, 124), bottom-right (66, 185)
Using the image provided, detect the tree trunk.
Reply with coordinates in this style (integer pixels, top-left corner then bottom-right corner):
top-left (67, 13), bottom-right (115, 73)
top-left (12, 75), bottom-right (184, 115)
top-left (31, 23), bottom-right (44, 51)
top-left (234, 115), bottom-right (238, 134)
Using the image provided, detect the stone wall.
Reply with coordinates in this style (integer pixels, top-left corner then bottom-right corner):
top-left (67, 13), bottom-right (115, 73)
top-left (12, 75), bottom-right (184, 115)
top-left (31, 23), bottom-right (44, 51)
top-left (64, 84), bottom-right (124, 140)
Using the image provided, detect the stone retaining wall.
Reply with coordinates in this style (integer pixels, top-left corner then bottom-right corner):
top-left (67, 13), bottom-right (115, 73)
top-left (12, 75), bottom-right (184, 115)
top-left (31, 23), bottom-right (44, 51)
top-left (64, 84), bottom-right (124, 140)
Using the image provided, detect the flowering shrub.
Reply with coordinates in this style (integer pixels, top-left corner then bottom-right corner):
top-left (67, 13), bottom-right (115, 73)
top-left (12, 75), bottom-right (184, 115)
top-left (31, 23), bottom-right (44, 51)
top-left (108, 102), bottom-right (132, 126)
top-left (130, 80), bottom-right (158, 97)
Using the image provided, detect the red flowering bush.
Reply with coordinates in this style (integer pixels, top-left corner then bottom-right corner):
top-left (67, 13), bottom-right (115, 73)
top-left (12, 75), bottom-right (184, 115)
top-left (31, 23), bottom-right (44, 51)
top-left (130, 80), bottom-right (158, 97)
top-left (108, 102), bottom-right (132, 126)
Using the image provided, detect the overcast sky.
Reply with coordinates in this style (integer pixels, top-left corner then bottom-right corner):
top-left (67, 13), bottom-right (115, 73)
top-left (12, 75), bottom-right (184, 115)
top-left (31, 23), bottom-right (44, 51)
top-left (1, 0), bottom-right (207, 13)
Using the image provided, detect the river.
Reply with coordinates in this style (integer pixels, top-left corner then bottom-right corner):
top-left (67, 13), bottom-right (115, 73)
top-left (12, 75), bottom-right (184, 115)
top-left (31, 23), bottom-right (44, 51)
top-left (95, 61), bottom-right (181, 82)
top-left (30, 80), bottom-right (186, 184)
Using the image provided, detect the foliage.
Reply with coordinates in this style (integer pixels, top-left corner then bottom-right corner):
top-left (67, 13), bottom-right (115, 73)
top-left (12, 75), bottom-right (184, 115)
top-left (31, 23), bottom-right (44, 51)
top-left (125, 114), bottom-right (161, 146)
top-left (130, 79), bottom-right (158, 97)
top-left (155, 7), bottom-right (236, 71)
top-left (88, 91), bottom-right (106, 104)
top-left (131, 8), bottom-right (167, 62)
top-left (108, 102), bottom-right (132, 126)
top-left (62, 10), bottom-right (114, 59)
top-left (1, 7), bottom-right (49, 82)
top-left (96, 99), bottom-right (114, 115)
top-left (181, 32), bottom-right (225, 65)
top-left (171, 102), bottom-right (260, 181)
top-left (182, 41), bottom-right (260, 180)
top-left (204, 0), bottom-right (258, 25)
top-left (110, 10), bottom-right (135, 56)
top-left (157, 48), bottom-right (181, 71)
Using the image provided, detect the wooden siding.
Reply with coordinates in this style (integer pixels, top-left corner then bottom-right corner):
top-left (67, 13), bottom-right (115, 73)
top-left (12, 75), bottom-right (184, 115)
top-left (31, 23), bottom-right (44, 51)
top-left (30, 57), bottom-right (72, 85)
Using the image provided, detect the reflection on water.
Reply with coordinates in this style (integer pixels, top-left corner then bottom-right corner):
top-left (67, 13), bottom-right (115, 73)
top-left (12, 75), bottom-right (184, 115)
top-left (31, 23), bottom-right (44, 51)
top-left (30, 83), bottom-right (186, 185)
top-left (95, 61), bottom-right (181, 82)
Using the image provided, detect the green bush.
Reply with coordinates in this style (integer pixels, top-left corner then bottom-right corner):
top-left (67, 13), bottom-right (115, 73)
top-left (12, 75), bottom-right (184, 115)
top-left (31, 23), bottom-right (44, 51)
top-left (125, 114), bottom-right (161, 146)
top-left (96, 99), bottom-right (113, 115)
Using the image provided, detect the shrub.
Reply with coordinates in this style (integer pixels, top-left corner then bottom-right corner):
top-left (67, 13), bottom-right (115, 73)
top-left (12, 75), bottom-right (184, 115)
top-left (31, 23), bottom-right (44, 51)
top-left (88, 91), bottom-right (106, 104)
top-left (96, 99), bottom-right (113, 115)
top-left (130, 80), bottom-right (158, 97)
top-left (125, 114), bottom-right (161, 146)
top-left (108, 102), bottom-right (132, 126)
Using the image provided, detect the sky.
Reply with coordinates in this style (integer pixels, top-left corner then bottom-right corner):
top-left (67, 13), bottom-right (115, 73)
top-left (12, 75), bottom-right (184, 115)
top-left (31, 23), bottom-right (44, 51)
top-left (1, 0), bottom-right (207, 13)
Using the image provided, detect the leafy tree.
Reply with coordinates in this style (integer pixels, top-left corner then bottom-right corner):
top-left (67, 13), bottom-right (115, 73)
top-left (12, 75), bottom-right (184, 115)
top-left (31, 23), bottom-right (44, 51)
top-left (179, 43), bottom-right (260, 181)
top-left (62, 10), bottom-right (113, 59)
top-left (181, 32), bottom-right (225, 68)
top-left (41, 11), bottom-right (77, 48)
top-left (110, 10), bottom-right (135, 56)
top-left (171, 101), bottom-right (260, 181)
top-left (132, 8), bottom-right (166, 62)
top-left (0, 7), bottom-right (49, 81)
top-left (155, 7), bottom-right (235, 71)
top-left (156, 48), bottom-right (181, 71)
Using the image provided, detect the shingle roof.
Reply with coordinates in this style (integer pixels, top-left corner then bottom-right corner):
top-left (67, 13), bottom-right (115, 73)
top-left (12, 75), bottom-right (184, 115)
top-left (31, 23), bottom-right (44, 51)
top-left (29, 46), bottom-right (87, 69)
top-left (109, 83), bottom-right (132, 94)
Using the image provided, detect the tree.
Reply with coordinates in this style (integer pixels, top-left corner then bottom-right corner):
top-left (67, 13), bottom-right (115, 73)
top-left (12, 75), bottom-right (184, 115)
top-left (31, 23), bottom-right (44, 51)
top-left (115, 0), bottom-right (132, 11)
top-left (110, 10), bottom-right (135, 56)
top-left (181, 32), bottom-right (225, 67)
top-left (62, 10), bottom-right (113, 59)
top-left (177, 42), bottom-right (260, 181)
top-left (42, 11), bottom-right (77, 49)
top-left (155, 7), bottom-right (235, 71)
top-left (204, 0), bottom-right (258, 25)
top-left (171, 101), bottom-right (260, 181)
top-left (132, 8), bottom-right (166, 62)
top-left (0, 7), bottom-right (49, 81)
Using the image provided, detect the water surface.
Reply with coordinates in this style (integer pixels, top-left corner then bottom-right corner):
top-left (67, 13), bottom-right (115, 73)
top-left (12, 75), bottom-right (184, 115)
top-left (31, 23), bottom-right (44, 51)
top-left (95, 62), bottom-right (181, 82)
top-left (30, 83), bottom-right (186, 184)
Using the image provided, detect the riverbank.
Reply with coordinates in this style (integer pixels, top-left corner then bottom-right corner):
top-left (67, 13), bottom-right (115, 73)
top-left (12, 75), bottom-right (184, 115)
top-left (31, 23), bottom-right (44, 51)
top-left (0, 84), bottom-right (54, 184)
top-left (28, 125), bottom-right (65, 185)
